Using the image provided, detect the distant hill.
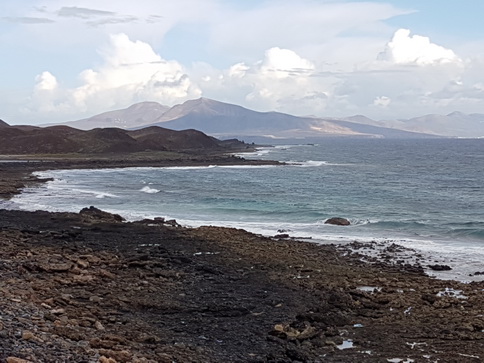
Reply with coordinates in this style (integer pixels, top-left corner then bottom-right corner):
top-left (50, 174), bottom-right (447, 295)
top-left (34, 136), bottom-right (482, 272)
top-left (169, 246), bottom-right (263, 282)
top-left (43, 102), bottom-right (170, 130)
top-left (345, 111), bottom-right (484, 138)
top-left (398, 112), bottom-right (484, 137)
top-left (0, 123), bottom-right (248, 155)
top-left (0, 119), bottom-right (9, 128)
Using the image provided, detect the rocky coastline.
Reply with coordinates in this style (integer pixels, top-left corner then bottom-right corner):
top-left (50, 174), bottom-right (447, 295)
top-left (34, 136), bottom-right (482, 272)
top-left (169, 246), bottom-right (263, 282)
top-left (1, 158), bottom-right (484, 362)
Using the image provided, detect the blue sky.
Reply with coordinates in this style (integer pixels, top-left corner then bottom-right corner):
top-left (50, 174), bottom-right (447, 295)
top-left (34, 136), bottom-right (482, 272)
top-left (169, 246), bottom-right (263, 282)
top-left (1, 0), bottom-right (484, 124)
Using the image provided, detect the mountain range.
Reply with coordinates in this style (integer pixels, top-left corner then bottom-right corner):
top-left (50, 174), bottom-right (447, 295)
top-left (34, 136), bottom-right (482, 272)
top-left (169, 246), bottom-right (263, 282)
top-left (40, 97), bottom-right (484, 139)
top-left (44, 98), bottom-right (436, 140)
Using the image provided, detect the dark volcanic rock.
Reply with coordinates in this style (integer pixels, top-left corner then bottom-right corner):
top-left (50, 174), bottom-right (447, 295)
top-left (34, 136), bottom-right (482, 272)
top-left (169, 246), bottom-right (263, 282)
top-left (428, 264), bottom-right (452, 271)
top-left (0, 208), bottom-right (483, 362)
top-left (79, 206), bottom-right (125, 223)
top-left (325, 217), bottom-right (351, 226)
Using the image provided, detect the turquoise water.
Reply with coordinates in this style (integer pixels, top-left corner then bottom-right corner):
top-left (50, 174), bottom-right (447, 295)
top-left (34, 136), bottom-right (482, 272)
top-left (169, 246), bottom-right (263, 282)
top-left (8, 138), bottom-right (484, 279)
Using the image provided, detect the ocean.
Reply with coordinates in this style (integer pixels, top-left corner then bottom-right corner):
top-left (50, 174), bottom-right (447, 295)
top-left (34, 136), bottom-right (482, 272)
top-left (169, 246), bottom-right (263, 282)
top-left (7, 138), bottom-right (484, 281)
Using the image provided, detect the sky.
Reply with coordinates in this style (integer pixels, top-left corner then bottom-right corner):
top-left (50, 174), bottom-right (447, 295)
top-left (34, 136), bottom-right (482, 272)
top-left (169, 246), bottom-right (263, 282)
top-left (2, 0), bottom-right (484, 125)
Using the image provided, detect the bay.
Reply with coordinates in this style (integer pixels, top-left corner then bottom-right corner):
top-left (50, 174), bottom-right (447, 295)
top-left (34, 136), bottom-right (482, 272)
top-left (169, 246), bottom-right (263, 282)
top-left (10, 138), bottom-right (484, 280)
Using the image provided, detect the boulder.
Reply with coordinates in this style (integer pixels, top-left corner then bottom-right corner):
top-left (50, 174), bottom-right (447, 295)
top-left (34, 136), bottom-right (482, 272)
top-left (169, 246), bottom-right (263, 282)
top-left (79, 206), bottom-right (125, 223)
top-left (428, 264), bottom-right (452, 271)
top-left (325, 217), bottom-right (351, 226)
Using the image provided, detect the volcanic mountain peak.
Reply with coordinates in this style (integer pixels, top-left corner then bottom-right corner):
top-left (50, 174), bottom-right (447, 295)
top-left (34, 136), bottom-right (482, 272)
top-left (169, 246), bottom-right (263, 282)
top-left (157, 97), bottom-right (245, 122)
top-left (126, 101), bottom-right (167, 111)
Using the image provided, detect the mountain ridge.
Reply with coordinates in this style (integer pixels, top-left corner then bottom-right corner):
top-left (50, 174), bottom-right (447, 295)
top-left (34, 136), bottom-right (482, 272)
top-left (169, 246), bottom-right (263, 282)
top-left (42, 102), bottom-right (171, 130)
top-left (38, 97), bottom-right (483, 138)
top-left (0, 121), bottom-right (250, 155)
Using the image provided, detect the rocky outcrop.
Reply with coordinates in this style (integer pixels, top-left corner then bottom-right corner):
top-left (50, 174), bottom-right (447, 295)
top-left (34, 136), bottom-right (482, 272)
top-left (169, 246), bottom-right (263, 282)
top-left (79, 206), bottom-right (124, 223)
top-left (428, 264), bottom-right (452, 271)
top-left (325, 217), bottom-right (351, 226)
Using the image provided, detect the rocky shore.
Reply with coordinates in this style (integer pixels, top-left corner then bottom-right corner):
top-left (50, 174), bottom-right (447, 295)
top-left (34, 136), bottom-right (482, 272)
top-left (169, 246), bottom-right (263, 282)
top-left (1, 159), bottom-right (484, 362)
top-left (0, 154), bottom-right (278, 200)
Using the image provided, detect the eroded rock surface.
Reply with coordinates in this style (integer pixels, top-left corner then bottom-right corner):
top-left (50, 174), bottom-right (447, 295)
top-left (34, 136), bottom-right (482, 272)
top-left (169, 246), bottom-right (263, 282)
top-left (0, 209), bottom-right (483, 362)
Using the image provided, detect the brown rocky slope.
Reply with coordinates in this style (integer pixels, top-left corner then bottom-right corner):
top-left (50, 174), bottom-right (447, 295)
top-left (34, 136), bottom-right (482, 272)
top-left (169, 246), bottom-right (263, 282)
top-left (0, 122), bottom-right (250, 155)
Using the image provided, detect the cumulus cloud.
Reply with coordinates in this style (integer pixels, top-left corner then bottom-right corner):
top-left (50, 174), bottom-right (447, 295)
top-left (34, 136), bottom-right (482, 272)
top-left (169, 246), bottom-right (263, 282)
top-left (35, 71), bottom-right (58, 91)
top-left (26, 33), bottom-right (200, 120)
top-left (260, 47), bottom-right (315, 78)
top-left (378, 29), bottom-right (461, 65)
top-left (194, 47), bottom-right (331, 116)
top-left (245, 48), bottom-right (318, 110)
top-left (29, 72), bottom-right (63, 114)
top-left (373, 96), bottom-right (391, 108)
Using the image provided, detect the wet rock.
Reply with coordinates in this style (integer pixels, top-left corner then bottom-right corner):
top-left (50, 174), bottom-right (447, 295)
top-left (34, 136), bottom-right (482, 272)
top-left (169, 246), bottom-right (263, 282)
top-left (325, 217), bottom-right (351, 226)
top-left (165, 219), bottom-right (180, 227)
top-left (428, 264), bottom-right (452, 271)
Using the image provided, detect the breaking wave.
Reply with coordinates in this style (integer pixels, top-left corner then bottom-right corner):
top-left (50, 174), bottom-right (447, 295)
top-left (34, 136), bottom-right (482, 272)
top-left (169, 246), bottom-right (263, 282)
top-left (140, 186), bottom-right (160, 194)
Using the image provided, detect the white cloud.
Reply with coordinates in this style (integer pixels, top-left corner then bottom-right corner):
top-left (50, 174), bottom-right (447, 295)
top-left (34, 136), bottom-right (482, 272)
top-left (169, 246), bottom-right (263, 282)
top-left (373, 96), bottom-right (391, 108)
top-left (260, 47), bottom-right (314, 79)
top-left (228, 63), bottom-right (250, 79)
top-left (35, 71), bottom-right (58, 91)
top-left (378, 29), bottom-right (461, 65)
top-left (26, 33), bottom-right (200, 120)
top-left (193, 47), bottom-right (332, 116)
top-left (232, 48), bottom-right (318, 110)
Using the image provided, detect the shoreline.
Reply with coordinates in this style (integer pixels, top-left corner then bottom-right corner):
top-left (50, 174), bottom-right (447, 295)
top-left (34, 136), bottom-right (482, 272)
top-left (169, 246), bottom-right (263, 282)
top-left (0, 152), bottom-right (280, 200)
top-left (6, 158), bottom-right (483, 284)
top-left (1, 156), bottom-right (484, 361)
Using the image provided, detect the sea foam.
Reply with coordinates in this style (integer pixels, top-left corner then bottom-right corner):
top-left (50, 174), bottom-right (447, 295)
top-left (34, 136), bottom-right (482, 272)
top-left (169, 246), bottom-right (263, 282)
top-left (140, 186), bottom-right (160, 194)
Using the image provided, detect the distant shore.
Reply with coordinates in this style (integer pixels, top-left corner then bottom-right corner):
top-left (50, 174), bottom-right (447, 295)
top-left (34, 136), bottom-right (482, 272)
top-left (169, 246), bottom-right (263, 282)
top-left (0, 151), bottom-right (279, 200)
top-left (1, 153), bottom-right (484, 361)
